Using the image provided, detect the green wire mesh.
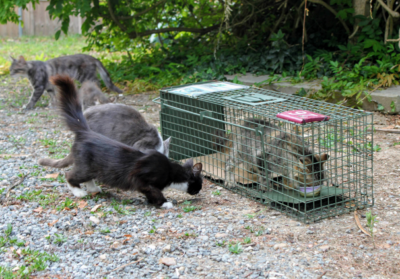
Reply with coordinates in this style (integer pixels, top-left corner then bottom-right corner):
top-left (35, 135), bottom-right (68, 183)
top-left (155, 82), bottom-right (374, 223)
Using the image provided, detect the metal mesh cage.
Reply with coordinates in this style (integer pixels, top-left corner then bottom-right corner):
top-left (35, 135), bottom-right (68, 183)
top-left (155, 81), bottom-right (374, 223)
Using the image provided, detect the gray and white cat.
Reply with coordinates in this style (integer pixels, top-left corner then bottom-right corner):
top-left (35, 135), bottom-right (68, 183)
top-left (9, 54), bottom-right (122, 110)
top-left (39, 102), bottom-right (171, 168)
top-left (79, 81), bottom-right (114, 110)
top-left (39, 103), bottom-right (171, 194)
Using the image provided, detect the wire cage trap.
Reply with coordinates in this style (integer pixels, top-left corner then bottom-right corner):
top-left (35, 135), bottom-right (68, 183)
top-left (154, 81), bottom-right (374, 223)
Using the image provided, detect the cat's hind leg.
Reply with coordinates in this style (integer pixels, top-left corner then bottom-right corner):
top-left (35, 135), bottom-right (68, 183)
top-left (65, 170), bottom-right (93, 198)
top-left (83, 180), bottom-right (102, 194)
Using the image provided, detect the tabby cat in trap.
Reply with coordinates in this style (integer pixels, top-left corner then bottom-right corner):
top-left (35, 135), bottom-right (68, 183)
top-left (216, 118), bottom-right (329, 191)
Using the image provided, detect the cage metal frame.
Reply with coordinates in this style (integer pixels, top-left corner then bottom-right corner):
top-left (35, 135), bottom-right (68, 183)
top-left (155, 82), bottom-right (374, 223)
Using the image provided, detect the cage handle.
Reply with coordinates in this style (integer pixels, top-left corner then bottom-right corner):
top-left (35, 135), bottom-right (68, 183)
top-left (152, 97), bottom-right (161, 105)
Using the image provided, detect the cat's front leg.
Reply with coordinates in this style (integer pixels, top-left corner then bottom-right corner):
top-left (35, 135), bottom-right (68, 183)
top-left (138, 184), bottom-right (170, 208)
top-left (25, 85), bottom-right (45, 110)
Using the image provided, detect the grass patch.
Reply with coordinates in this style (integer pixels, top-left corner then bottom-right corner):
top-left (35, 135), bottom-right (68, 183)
top-left (0, 224), bottom-right (58, 278)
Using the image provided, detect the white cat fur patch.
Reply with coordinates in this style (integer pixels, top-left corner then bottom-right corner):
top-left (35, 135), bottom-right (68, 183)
top-left (155, 133), bottom-right (164, 154)
top-left (161, 202), bottom-right (174, 209)
top-left (167, 182), bottom-right (189, 192)
top-left (67, 183), bottom-right (88, 198)
top-left (84, 180), bottom-right (102, 193)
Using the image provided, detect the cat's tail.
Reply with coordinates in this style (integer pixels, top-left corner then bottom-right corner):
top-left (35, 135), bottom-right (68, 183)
top-left (38, 153), bottom-right (74, 169)
top-left (95, 60), bottom-right (123, 93)
top-left (50, 75), bottom-right (90, 133)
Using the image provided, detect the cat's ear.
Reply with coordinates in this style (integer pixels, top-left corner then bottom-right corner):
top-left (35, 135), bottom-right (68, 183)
top-left (193, 163), bottom-right (203, 176)
top-left (163, 137), bottom-right (172, 157)
top-left (10, 56), bottom-right (16, 62)
top-left (314, 154), bottom-right (329, 164)
top-left (183, 158), bottom-right (193, 169)
top-left (18, 56), bottom-right (26, 63)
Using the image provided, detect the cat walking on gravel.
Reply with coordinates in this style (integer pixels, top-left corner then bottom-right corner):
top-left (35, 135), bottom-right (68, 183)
top-left (9, 54), bottom-right (122, 109)
top-left (43, 75), bottom-right (202, 208)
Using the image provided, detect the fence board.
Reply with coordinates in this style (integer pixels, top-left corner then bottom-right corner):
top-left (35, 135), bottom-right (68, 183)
top-left (0, 1), bottom-right (82, 37)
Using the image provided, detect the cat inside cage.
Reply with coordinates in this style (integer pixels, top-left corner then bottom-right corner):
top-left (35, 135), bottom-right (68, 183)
top-left (213, 116), bottom-right (330, 196)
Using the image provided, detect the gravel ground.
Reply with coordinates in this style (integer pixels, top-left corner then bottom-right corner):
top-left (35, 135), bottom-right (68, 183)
top-left (0, 76), bottom-right (399, 279)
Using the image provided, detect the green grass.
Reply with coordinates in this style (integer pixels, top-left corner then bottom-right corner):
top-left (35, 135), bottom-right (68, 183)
top-left (183, 205), bottom-right (201, 213)
top-left (0, 224), bottom-right (59, 278)
top-left (0, 35), bottom-right (88, 69)
top-left (16, 190), bottom-right (59, 208)
top-left (56, 197), bottom-right (76, 211)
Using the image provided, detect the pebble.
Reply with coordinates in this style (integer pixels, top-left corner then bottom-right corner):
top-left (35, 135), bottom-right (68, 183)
top-left (159, 258), bottom-right (177, 266)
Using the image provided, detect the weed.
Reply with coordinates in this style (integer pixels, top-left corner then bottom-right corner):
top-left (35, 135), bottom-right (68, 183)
top-left (177, 214), bottom-right (183, 218)
top-left (53, 234), bottom-right (67, 245)
top-left (228, 242), bottom-right (243, 254)
top-left (243, 237), bottom-right (251, 244)
top-left (100, 228), bottom-right (111, 234)
top-left (149, 226), bottom-right (156, 234)
top-left (144, 211), bottom-right (152, 217)
top-left (216, 240), bottom-right (227, 247)
top-left (183, 206), bottom-right (201, 213)
top-left (212, 190), bottom-right (221, 196)
top-left (245, 214), bottom-right (255, 219)
top-left (57, 197), bottom-right (77, 211)
top-left (366, 210), bottom-right (379, 249)
top-left (182, 200), bottom-right (192, 205)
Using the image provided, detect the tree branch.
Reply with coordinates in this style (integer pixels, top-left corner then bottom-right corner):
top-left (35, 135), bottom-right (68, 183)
top-left (119, 0), bottom-right (167, 20)
top-left (127, 24), bottom-right (220, 39)
top-left (107, 0), bottom-right (127, 32)
top-left (376, 0), bottom-right (400, 17)
top-left (308, 0), bottom-right (351, 34)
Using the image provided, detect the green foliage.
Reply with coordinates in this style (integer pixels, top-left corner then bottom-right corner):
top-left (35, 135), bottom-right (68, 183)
top-left (228, 242), bottom-right (243, 254)
top-left (0, 224), bottom-right (58, 278)
top-left (366, 210), bottom-right (378, 249)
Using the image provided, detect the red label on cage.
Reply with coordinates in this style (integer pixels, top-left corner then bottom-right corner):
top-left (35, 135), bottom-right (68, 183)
top-left (276, 110), bottom-right (330, 124)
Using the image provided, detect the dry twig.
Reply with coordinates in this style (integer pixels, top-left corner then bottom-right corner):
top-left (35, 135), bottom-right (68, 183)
top-left (1, 174), bottom-right (27, 202)
top-left (354, 211), bottom-right (371, 237)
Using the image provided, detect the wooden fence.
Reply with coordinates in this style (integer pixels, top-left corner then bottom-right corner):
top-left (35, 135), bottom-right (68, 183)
top-left (0, 1), bottom-right (82, 37)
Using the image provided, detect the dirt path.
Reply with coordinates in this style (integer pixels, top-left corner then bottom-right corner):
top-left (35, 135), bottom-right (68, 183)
top-left (0, 76), bottom-right (399, 278)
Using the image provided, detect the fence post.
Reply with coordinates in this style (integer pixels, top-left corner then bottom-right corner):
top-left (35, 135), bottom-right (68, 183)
top-left (18, 7), bottom-right (23, 37)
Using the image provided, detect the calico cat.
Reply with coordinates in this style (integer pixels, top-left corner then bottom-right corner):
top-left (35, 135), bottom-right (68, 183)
top-left (39, 103), bottom-right (171, 169)
top-left (43, 75), bottom-right (203, 208)
top-left (9, 54), bottom-right (122, 110)
top-left (79, 81), bottom-right (114, 110)
top-left (219, 118), bottom-right (329, 190)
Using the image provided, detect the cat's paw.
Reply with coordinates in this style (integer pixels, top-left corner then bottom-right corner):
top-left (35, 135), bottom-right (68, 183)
top-left (67, 184), bottom-right (88, 198)
top-left (161, 202), bottom-right (174, 209)
top-left (84, 181), bottom-right (102, 193)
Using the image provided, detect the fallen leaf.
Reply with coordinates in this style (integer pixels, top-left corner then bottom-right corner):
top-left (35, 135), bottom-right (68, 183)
top-left (85, 231), bottom-right (94, 235)
top-left (91, 204), bottom-right (102, 212)
top-left (43, 173), bottom-right (59, 179)
top-left (119, 220), bottom-right (127, 225)
top-left (33, 207), bottom-right (43, 214)
top-left (64, 207), bottom-right (71, 211)
top-left (78, 200), bottom-right (88, 209)
top-left (122, 239), bottom-right (129, 244)
top-left (48, 219), bottom-right (58, 227)
top-left (124, 234), bottom-right (132, 238)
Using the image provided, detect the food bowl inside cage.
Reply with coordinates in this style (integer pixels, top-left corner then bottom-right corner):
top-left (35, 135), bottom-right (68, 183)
top-left (154, 81), bottom-right (374, 223)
